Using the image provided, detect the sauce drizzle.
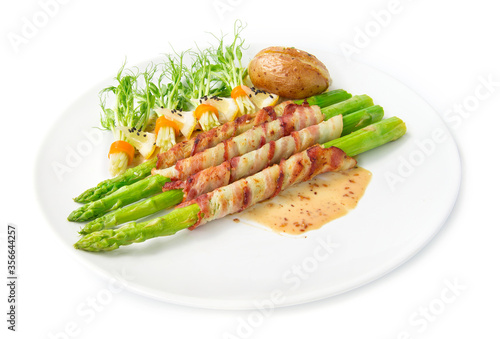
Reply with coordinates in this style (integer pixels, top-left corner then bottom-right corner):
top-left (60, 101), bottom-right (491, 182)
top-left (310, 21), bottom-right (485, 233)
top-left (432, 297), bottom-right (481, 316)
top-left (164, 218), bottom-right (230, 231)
top-left (238, 167), bottom-right (372, 235)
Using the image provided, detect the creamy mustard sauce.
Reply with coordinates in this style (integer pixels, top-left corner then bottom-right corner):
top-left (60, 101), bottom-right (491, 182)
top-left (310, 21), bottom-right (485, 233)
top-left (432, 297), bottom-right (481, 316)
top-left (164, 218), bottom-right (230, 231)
top-left (239, 167), bottom-right (372, 235)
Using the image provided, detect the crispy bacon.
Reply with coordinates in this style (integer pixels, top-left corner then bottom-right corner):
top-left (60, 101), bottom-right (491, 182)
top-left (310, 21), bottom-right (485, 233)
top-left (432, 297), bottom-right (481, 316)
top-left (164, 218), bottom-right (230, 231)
top-left (177, 145), bottom-right (357, 229)
top-left (153, 104), bottom-right (324, 180)
top-left (155, 106), bottom-right (281, 170)
top-left (163, 115), bottom-right (343, 201)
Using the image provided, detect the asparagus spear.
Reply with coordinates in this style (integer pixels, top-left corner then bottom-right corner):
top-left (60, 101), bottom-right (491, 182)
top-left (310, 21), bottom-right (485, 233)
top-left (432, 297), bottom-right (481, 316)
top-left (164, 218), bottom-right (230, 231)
top-left (75, 204), bottom-right (201, 251)
top-left (73, 90), bottom-right (352, 204)
top-left (74, 159), bottom-right (156, 203)
top-left (80, 189), bottom-right (184, 235)
top-left (325, 116), bottom-right (406, 156)
top-left (68, 174), bottom-right (169, 222)
top-left (74, 117), bottom-right (406, 252)
top-left (321, 94), bottom-right (373, 120)
top-left (293, 89), bottom-right (352, 107)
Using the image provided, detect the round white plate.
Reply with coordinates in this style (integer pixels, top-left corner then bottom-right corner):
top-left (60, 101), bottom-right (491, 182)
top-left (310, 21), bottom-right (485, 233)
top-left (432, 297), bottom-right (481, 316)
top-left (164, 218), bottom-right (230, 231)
top-left (35, 51), bottom-right (461, 309)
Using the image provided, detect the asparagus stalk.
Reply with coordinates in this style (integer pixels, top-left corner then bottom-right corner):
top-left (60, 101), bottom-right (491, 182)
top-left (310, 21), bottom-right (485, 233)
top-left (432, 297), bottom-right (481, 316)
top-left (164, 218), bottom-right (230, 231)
top-left (73, 90), bottom-right (352, 204)
top-left (77, 111), bottom-right (388, 236)
top-left (80, 189), bottom-right (184, 235)
top-left (74, 159), bottom-right (156, 203)
top-left (75, 204), bottom-right (201, 251)
top-left (325, 116), bottom-right (406, 156)
top-left (321, 94), bottom-right (373, 120)
top-left (68, 174), bottom-right (169, 222)
top-left (74, 117), bottom-right (406, 252)
top-left (293, 89), bottom-right (352, 107)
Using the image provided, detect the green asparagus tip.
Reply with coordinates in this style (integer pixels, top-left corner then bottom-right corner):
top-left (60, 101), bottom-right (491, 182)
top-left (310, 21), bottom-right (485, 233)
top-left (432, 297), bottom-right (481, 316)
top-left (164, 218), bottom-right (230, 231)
top-left (79, 223), bottom-right (103, 236)
top-left (67, 210), bottom-right (82, 222)
top-left (74, 229), bottom-right (120, 252)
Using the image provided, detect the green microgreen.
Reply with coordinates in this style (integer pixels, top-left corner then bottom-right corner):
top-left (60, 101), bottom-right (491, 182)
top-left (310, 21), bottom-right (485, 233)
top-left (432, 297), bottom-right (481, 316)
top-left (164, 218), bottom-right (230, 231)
top-left (99, 61), bottom-right (159, 139)
top-left (209, 20), bottom-right (248, 89)
top-left (181, 46), bottom-right (229, 108)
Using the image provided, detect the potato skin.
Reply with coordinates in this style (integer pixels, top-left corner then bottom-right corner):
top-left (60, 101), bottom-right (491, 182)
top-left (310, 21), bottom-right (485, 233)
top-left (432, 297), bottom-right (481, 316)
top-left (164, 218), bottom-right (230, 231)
top-left (248, 47), bottom-right (331, 99)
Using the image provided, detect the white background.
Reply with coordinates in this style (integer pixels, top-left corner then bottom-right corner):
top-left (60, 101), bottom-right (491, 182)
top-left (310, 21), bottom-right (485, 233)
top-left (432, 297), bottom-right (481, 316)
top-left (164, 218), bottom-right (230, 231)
top-left (1, 0), bottom-right (499, 338)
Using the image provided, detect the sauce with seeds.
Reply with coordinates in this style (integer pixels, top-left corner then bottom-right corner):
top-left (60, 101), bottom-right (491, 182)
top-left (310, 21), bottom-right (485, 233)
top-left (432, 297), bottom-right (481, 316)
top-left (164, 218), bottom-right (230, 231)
top-left (239, 167), bottom-right (371, 235)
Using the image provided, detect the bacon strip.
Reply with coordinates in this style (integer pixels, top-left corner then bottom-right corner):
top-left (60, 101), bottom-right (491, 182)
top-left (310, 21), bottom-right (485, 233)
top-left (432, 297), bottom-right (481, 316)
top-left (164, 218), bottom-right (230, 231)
top-left (155, 101), bottom-right (295, 170)
top-left (177, 145), bottom-right (357, 229)
top-left (163, 115), bottom-right (343, 201)
top-left (153, 104), bottom-right (324, 180)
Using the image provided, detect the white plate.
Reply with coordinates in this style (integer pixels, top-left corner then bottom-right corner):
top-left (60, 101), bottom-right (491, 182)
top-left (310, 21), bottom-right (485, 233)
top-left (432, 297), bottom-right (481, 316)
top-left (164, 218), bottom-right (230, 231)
top-left (35, 52), bottom-right (461, 309)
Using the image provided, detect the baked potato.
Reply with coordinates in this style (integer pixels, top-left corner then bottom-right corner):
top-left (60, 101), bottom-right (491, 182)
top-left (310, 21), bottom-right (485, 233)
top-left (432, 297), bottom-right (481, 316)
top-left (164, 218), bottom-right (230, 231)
top-left (248, 47), bottom-right (331, 99)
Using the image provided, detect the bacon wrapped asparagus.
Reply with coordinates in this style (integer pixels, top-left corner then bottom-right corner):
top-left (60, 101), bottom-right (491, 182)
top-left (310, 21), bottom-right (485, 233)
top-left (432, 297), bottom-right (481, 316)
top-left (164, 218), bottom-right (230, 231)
top-left (77, 115), bottom-right (403, 240)
top-left (73, 90), bottom-right (352, 203)
top-left (69, 99), bottom-right (378, 223)
top-left (74, 145), bottom-right (356, 251)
